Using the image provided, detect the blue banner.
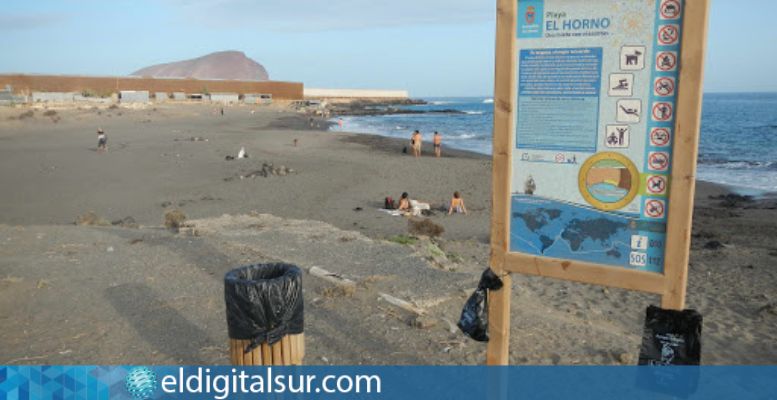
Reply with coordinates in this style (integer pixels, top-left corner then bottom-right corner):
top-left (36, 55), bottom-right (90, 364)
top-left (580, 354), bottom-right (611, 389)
top-left (1, 366), bottom-right (775, 399)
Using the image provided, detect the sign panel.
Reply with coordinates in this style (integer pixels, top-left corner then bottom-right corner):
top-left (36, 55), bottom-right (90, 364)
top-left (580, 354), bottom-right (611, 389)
top-left (510, 0), bottom-right (684, 274)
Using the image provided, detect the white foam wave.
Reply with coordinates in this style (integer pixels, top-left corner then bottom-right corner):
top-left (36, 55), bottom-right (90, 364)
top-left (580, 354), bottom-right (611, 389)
top-left (482, 98), bottom-right (494, 104)
top-left (463, 111), bottom-right (484, 115)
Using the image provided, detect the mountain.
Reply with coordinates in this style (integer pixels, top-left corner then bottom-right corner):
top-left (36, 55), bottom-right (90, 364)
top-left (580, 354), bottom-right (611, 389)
top-left (131, 51), bottom-right (269, 81)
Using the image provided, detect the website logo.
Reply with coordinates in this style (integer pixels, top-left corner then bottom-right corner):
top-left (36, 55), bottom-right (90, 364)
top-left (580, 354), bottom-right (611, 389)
top-left (125, 367), bottom-right (158, 399)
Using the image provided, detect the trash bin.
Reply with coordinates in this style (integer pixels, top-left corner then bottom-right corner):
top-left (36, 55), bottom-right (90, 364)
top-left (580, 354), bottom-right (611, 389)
top-left (224, 263), bottom-right (304, 365)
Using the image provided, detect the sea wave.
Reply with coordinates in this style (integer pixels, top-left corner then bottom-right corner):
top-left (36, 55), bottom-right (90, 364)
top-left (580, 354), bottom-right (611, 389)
top-left (463, 111), bottom-right (484, 115)
top-left (482, 98), bottom-right (494, 103)
top-left (698, 158), bottom-right (776, 170)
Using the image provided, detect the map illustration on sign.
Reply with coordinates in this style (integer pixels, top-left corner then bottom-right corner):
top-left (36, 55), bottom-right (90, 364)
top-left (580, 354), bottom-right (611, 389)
top-left (512, 0), bottom-right (685, 273)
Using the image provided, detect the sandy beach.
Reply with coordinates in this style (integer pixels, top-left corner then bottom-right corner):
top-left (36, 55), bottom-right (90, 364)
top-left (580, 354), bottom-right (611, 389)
top-left (0, 103), bottom-right (775, 365)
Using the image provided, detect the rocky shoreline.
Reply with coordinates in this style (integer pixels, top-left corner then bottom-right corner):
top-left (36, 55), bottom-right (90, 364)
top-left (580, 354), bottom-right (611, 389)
top-left (327, 99), bottom-right (468, 117)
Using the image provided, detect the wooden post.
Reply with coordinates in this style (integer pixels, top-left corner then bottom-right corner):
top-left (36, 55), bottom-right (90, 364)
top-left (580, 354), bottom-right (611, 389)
top-left (660, 0), bottom-right (710, 311)
top-left (229, 334), bottom-right (305, 366)
top-left (486, 0), bottom-right (517, 366)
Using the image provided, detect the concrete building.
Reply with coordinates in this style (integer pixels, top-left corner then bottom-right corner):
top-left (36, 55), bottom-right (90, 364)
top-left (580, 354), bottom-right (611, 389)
top-left (209, 93), bottom-right (239, 104)
top-left (32, 92), bottom-right (76, 103)
top-left (244, 93), bottom-right (272, 105)
top-left (119, 91), bottom-right (150, 103)
top-left (0, 86), bottom-right (26, 105)
top-left (0, 74), bottom-right (304, 100)
top-left (155, 92), bottom-right (168, 102)
top-left (172, 92), bottom-right (186, 101)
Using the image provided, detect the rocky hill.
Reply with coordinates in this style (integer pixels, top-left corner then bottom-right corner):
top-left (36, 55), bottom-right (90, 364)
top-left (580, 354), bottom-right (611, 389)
top-left (131, 51), bottom-right (269, 81)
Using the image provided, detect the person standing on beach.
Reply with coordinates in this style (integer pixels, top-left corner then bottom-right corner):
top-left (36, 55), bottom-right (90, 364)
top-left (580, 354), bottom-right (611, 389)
top-left (433, 131), bottom-right (442, 158)
top-left (411, 130), bottom-right (422, 157)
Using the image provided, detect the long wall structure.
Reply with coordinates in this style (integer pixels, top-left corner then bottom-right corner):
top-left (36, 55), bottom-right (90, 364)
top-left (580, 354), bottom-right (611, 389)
top-left (304, 88), bottom-right (408, 100)
top-left (0, 74), bottom-right (303, 100)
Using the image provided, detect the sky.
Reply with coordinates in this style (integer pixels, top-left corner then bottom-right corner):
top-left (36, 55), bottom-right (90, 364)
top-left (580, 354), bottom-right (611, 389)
top-left (0, 0), bottom-right (775, 97)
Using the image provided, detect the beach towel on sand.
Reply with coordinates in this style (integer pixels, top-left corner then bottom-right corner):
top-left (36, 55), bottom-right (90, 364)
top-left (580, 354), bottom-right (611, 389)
top-left (409, 200), bottom-right (430, 217)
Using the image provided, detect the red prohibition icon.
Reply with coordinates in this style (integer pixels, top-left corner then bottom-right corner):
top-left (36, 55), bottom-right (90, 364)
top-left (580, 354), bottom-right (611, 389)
top-left (653, 102), bottom-right (674, 121)
top-left (650, 128), bottom-right (671, 147)
top-left (655, 77), bottom-right (675, 96)
top-left (645, 199), bottom-right (665, 218)
top-left (647, 176), bottom-right (667, 194)
top-left (649, 152), bottom-right (670, 171)
top-left (658, 25), bottom-right (679, 45)
top-left (656, 51), bottom-right (677, 71)
top-left (660, 0), bottom-right (682, 19)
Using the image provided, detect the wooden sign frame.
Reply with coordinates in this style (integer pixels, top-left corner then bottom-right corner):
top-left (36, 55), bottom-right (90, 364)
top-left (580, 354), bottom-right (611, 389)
top-left (487, 0), bottom-right (710, 365)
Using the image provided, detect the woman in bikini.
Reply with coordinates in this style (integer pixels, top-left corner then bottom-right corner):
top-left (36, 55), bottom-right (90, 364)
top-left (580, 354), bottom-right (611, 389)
top-left (411, 130), bottom-right (422, 157)
top-left (448, 191), bottom-right (468, 215)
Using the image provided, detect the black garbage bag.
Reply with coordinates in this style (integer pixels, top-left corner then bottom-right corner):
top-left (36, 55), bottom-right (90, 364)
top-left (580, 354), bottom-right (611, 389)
top-left (458, 268), bottom-right (504, 342)
top-left (638, 305), bottom-right (702, 365)
top-left (224, 263), bottom-right (303, 354)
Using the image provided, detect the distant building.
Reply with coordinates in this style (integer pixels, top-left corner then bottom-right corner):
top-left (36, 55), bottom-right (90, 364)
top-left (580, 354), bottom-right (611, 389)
top-left (119, 90), bottom-right (150, 103)
top-left (155, 92), bottom-right (169, 102)
top-left (172, 92), bottom-right (186, 101)
top-left (244, 93), bottom-right (272, 105)
top-left (209, 93), bottom-right (239, 104)
top-left (32, 92), bottom-right (76, 103)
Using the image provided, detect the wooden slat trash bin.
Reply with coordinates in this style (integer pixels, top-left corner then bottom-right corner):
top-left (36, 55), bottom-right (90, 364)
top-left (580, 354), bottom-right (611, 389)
top-left (224, 263), bottom-right (304, 365)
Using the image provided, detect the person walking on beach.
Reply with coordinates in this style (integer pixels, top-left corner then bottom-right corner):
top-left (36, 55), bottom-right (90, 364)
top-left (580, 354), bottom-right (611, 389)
top-left (96, 128), bottom-right (107, 153)
top-left (411, 130), bottom-right (422, 157)
top-left (448, 191), bottom-right (468, 215)
top-left (433, 131), bottom-right (442, 158)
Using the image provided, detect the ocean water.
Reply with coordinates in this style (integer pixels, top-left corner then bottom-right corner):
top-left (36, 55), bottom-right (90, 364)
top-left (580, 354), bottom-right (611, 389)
top-left (332, 93), bottom-right (777, 192)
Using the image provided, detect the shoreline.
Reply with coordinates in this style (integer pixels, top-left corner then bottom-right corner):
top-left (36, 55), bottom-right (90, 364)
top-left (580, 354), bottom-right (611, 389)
top-left (333, 127), bottom-right (776, 200)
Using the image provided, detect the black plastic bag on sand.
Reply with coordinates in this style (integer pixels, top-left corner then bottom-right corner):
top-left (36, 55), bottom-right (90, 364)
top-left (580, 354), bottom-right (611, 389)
top-left (224, 263), bottom-right (303, 354)
top-left (638, 305), bottom-right (702, 365)
top-left (458, 268), bottom-right (504, 342)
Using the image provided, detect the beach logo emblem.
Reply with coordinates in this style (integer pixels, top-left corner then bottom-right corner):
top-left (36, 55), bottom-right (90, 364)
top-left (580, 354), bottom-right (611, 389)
top-left (578, 152), bottom-right (640, 211)
top-left (525, 6), bottom-right (536, 24)
top-left (650, 128), bottom-right (671, 147)
top-left (125, 367), bottom-right (158, 400)
top-left (644, 199), bottom-right (666, 219)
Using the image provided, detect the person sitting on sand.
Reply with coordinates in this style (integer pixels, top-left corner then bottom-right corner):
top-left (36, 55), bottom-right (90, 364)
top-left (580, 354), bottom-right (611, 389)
top-left (397, 192), bottom-right (412, 212)
top-left (97, 128), bottom-right (107, 152)
top-left (433, 131), bottom-right (442, 158)
top-left (411, 130), bottom-right (422, 157)
top-left (448, 191), bottom-right (468, 215)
